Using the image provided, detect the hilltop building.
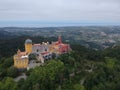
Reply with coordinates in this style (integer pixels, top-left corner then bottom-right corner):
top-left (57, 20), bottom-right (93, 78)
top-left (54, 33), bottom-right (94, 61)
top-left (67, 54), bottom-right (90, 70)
top-left (50, 36), bottom-right (70, 54)
top-left (14, 49), bottom-right (28, 69)
top-left (13, 36), bottom-right (71, 70)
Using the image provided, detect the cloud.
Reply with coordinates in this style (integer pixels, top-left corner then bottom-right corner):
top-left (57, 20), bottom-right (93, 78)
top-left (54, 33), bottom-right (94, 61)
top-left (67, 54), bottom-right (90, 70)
top-left (0, 0), bottom-right (120, 24)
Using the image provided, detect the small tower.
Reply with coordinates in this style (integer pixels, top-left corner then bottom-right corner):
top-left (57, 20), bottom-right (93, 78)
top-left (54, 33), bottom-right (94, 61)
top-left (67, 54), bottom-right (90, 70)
top-left (25, 39), bottom-right (32, 54)
top-left (58, 36), bottom-right (62, 44)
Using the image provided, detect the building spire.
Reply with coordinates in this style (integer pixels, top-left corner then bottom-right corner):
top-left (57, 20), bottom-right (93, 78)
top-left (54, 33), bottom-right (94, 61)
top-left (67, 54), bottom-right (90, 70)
top-left (58, 36), bottom-right (62, 44)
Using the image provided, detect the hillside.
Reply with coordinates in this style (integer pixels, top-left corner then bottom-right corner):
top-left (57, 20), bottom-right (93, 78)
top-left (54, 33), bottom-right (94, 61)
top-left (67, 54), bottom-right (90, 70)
top-left (1, 26), bottom-right (120, 49)
top-left (0, 36), bottom-right (120, 90)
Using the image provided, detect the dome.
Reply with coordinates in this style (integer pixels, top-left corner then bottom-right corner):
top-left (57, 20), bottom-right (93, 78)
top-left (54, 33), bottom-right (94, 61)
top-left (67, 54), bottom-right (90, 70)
top-left (25, 39), bottom-right (32, 44)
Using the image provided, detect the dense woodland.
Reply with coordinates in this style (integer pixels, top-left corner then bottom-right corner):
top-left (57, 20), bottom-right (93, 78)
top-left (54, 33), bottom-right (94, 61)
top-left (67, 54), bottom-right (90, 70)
top-left (0, 36), bottom-right (120, 90)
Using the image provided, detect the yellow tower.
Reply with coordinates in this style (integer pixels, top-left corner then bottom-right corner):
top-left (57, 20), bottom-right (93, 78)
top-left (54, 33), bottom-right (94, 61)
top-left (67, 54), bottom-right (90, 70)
top-left (25, 39), bottom-right (32, 54)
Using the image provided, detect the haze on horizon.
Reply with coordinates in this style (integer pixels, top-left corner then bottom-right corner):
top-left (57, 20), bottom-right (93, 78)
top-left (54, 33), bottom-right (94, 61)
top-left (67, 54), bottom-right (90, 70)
top-left (0, 0), bottom-right (120, 27)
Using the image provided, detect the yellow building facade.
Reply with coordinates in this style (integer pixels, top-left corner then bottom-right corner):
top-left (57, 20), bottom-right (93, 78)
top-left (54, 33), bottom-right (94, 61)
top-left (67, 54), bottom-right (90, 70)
top-left (14, 39), bottom-right (33, 69)
top-left (14, 49), bottom-right (29, 69)
top-left (25, 43), bottom-right (32, 53)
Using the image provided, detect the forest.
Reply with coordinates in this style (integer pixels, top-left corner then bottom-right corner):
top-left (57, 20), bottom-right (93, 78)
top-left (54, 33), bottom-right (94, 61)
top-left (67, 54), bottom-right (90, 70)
top-left (0, 36), bottom-right (120, 90)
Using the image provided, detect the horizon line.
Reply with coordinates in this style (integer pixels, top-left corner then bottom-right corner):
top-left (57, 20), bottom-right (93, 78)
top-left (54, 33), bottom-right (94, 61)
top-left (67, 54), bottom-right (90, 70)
top-left (0, 21), bottom-right (120, 27)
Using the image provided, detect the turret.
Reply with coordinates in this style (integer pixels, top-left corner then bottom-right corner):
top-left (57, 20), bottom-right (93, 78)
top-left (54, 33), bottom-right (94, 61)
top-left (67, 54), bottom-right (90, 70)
top-left (25, 39), bottom-right (32, 54)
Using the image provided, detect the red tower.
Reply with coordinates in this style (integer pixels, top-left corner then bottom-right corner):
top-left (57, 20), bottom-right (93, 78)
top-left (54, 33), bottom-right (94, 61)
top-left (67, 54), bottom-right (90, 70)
top-left (58, 36), bottom-right (62, 44)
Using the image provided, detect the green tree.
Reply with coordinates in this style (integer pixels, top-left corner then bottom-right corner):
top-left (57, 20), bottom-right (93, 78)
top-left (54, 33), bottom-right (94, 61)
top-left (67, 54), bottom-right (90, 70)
top-left (104, 57), bottom-right (116, 69)
top-left (24, 60), bottom-right (64, 90)
top-left (2, 57), bottom-right (13, 68)
top-left (7, 66), bottom-right (18, 78)
top-left (32, 83), bottom-right (40, 90)
top-left (0, 77), bottom-right (18, 90)
top-left (17, 78), bottom-right (25, 90)
top-left (74, 84), bottom-right (86, 90)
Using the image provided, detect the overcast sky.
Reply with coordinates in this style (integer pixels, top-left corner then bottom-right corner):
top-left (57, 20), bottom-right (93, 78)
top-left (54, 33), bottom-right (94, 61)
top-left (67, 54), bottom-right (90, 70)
top-left (0, 0), bottom-right (120, 26)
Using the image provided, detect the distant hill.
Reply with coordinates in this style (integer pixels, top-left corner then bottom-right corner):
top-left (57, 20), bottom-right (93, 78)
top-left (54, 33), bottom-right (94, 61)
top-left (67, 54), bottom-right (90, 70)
top-left (0, 30), bottom-right (16, 39)
top-left (0, 26), bottom-right (120, 49)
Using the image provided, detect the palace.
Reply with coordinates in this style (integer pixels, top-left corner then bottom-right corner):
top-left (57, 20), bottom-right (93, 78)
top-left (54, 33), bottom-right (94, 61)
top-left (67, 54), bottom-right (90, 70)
top-left (13, 36), bottom-right (71, 69)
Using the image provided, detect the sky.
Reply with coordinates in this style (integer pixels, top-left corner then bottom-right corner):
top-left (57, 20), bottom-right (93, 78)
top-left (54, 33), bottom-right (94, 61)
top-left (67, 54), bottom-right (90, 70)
top-left (0, 0), bottom-right (120, 27)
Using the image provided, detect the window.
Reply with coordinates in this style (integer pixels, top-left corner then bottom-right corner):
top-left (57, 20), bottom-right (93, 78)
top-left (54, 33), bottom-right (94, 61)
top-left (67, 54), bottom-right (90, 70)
top-left (37, 49), bottom-right (39, 52)
top-left (45, 48), bottom-right (47, 51)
